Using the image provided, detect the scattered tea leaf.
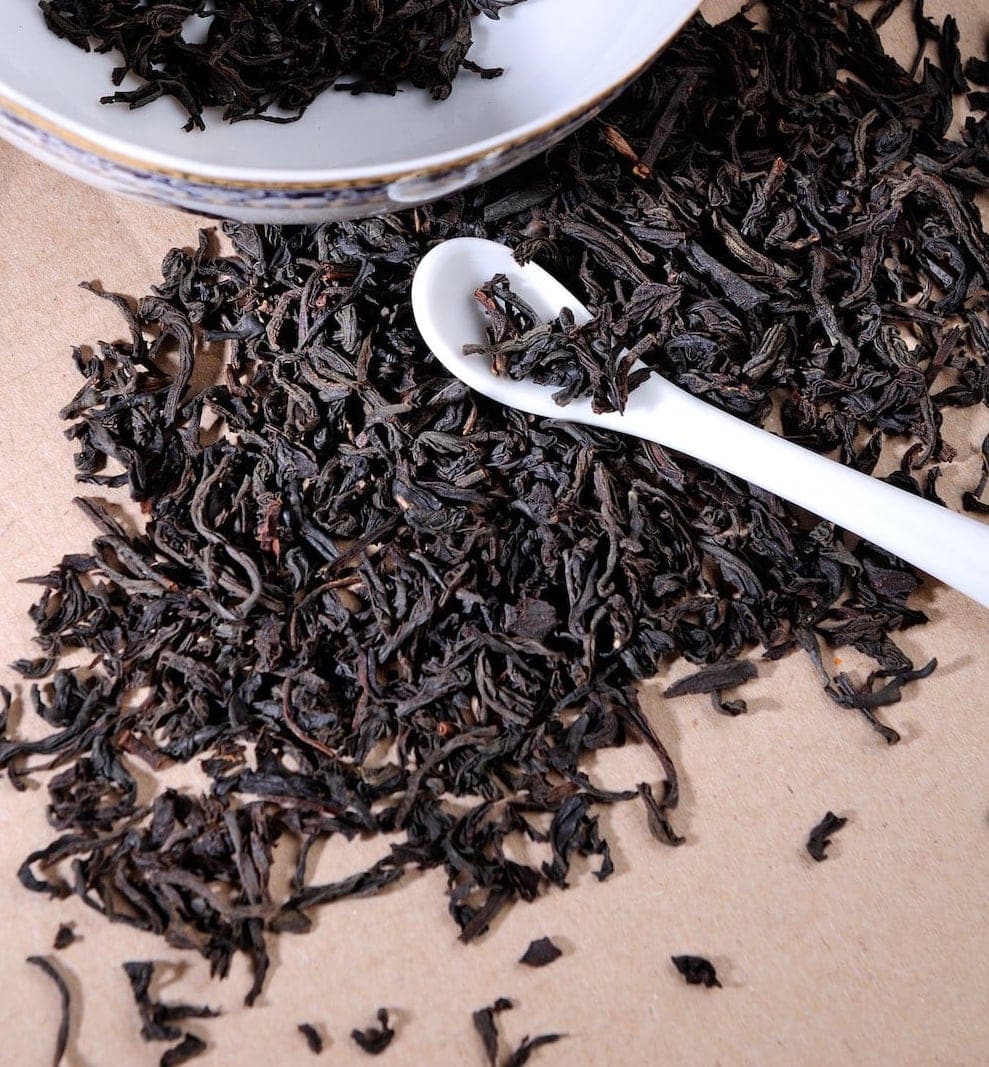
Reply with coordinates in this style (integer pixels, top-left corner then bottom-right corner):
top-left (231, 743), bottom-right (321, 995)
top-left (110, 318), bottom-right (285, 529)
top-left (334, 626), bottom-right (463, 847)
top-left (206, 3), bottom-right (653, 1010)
top-left (519, 938), bottom-right (563, 968)
top-left (503, 1032), bottom-right (564, 1067)
top-left (52, 924), bottom-right (77, 951)
top-left (671, 955), bottom-right (722, 989)
top-left (160, 1034), bottom-right (208, 1067)
top-left (472, 998), bottom-right (514, 1067)
top-left (351, 1008), bottom-right (395, 1056)
top-left (638, 782), bottom-right (685, 847)
top-left (663, 661), bottom-right (759, 701)
top-left (298, 1023), bottom-right (324, 1055)
top-left (26, 955), bottom-right (71, 1067)
top-left (122, 962), bottom-right (220, 1043)
top-left (806, 811), bottom-right (849, 862)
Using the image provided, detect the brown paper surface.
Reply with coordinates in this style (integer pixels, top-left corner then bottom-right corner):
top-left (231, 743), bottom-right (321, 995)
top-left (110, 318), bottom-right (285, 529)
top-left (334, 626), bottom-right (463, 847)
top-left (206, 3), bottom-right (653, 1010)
top-left (1, 2), bottom-right (988, 1064)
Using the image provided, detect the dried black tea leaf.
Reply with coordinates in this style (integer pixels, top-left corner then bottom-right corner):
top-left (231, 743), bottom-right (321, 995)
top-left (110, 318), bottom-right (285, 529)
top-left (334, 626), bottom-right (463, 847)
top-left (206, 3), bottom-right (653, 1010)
top-left (519, 938), bottom-right (563, 968)
top-left (940, 15), bottom-right (968, 95)
top-left (806, 811), bottom-right (849, 862)
top-left (638, 783), bottom-right (685, 847)
top-left (671, 955), bottom-right (722, 990)
top-left (298, 1023), bottom-right (324, 1055)
top-left (473, 998), bottom-right (514, 1067)
top-left (26, 955), bottom-right (71, 1067)
top-left (826, 660), bottom-right (936, 745)
top-left (160, 1034), bottom-right (208, 1067)
top-left (663, 662), bottom-right (758, 701)
top-left (6, 0), bottom-right (989, 1027)
top-left (710, 692), bottom-right (748, 717)
top-left (38, 0), bottom-right (529, 130)
top-left (52, 924), bottom-right (77, 950)
top-left (351, 1008), bottom-right (395, 1056)
top-left (503, 1032), bottom-right (564, 1067)
top-left (664, 659), bottom-right (757, 716)
top-left (966, 55), bottom-right (989, 86)
top-left (466, 274), bottom-right (654, 414)
top-left (123, 962), bottom-right (220, 1043)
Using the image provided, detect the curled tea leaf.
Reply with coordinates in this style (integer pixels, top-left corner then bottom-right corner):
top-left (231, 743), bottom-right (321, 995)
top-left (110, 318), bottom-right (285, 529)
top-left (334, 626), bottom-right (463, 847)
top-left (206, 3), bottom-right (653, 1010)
top-left (122, 962), bottom-right (220, 1043)
top-left (472, 997), bottom-right (514, 1066)
top-left (26, 955), bottom-right (71, 1067)
top-left (806, 811), bottom-right (849, 863)
top-left (298, 1023), bottom-right (324, 1054)
top-left (160, 1034), bottom-right (208, 1067)
top-left (351, 1008), bottom-right (395, 1056)
top-left (503, 1032), bottom-right (564, 1067)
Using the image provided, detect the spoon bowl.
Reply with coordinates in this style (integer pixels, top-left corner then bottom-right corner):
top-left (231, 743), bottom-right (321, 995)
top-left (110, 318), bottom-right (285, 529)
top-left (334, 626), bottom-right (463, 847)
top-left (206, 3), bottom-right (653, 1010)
top-left (412, 237), bottom-right (595, 420)
top-left (412, 237), bottom-right (989, 609)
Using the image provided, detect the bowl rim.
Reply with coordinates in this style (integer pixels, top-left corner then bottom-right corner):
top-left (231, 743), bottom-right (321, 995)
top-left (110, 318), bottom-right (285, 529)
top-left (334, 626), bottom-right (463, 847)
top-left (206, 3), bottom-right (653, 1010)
top-left (0, 1), bottom-right (701, 191)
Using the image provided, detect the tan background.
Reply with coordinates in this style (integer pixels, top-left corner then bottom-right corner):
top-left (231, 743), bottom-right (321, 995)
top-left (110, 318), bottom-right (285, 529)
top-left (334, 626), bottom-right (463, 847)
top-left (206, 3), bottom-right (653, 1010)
top-left (1, 2), bottom-right (988, 1064)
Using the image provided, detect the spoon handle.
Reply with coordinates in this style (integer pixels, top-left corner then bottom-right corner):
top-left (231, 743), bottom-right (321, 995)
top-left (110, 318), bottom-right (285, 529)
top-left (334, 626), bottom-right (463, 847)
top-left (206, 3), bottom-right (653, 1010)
top-left (609, 376), bottom-right (989, 608)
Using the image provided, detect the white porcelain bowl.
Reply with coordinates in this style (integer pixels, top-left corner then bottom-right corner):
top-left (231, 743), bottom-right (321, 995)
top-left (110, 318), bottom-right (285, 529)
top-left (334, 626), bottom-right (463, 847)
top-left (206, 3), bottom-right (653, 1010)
top-left (0, 0), bottom-right (702, 223)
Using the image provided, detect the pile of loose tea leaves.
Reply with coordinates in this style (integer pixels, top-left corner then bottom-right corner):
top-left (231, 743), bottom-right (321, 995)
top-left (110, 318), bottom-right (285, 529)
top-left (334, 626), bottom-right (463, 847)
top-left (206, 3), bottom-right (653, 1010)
top-left (39, 0), bottom-right (527, 130)
top-left (5, 0), bottom-right (989, 1019)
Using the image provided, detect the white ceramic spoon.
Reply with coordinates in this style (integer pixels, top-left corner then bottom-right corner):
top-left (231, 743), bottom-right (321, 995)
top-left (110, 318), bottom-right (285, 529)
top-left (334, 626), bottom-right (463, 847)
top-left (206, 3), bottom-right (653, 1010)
top-left (412, 237), bottom-right (989, 609)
